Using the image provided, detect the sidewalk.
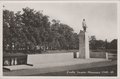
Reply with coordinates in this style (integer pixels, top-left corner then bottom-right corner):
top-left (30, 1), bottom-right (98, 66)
top-left (3, 58), bottom-right (117, 76)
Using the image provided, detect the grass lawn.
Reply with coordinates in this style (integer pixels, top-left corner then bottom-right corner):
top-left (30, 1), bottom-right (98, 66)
top-left (43, 49), bottom-right (78, 54)
top-left (32, 65), bottom-right (117, 76)
top-left (44, 50), bottom-right (107, 58)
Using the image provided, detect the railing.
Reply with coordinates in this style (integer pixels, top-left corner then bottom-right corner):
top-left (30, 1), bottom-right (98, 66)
top-left (106, 52), bottom-right (117, 60)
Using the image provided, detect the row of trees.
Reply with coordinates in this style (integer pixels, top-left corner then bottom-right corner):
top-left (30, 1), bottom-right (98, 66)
top-left (3, 7), bottom-right (117, 53)
top-left (89, 36), bottom-right (117, 52)
top-left (3, 7), bottom-right (79, 52)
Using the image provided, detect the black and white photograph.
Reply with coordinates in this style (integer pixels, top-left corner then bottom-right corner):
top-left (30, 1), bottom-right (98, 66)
top-left (1, 0), bottom-right (119, 78)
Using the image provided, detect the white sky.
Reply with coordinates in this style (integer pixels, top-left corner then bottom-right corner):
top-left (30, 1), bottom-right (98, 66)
top-left (3, 2), bottom-right (117, 42)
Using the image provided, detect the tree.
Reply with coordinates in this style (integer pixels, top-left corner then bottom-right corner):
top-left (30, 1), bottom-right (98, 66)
top-left (109, 39), bottom-right (117, 49)
top-left (3, 7), bottom-right (80, 53)
top-left (89, 36), bottom-right (106, 50)
top-left (89, 36), bottom-right (96, 50)
top-left (3, 10), bottom-right (17, 51)
top-left (22, 7), bottom-right (51, 51)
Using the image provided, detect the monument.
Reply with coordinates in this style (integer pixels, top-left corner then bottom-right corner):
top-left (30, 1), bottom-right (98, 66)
top-left (79, 19), bottom-right (90, 59)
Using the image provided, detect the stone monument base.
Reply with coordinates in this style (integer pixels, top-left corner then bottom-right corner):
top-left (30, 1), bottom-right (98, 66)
top-left (79, 30), bottom-right (90, 59)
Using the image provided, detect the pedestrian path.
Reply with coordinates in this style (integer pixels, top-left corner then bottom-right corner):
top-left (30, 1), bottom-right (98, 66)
top-left (3, 58), bottom-right (116, 76)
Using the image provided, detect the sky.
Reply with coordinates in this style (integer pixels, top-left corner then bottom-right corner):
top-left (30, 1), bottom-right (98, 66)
top-left (3, 2), bottom-right (117, 42)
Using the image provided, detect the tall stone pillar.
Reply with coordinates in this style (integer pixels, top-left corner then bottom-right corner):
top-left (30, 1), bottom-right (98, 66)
top-left (85, 32), bottom-right (90, 58)
top-left (79, 30), bottom-right (90, 59)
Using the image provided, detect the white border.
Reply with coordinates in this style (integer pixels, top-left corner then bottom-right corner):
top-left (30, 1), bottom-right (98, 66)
top-left (0, 0), bottom-right (119, 79)
top-left (1, 0), bottom-right (119, 3)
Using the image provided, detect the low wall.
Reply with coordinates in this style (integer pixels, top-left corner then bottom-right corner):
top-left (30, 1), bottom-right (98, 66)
top-left (107, 52), bottom-right (117, 60)
top-left (27, 53), bottom-right (73, 64)
top-left (90, 51), bottom-right (106, 58)
top-left (27, 51), bottom-right (114, 65)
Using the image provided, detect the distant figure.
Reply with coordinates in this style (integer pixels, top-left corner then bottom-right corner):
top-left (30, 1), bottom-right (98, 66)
top-left (82, 19), bottom-right (87, 32)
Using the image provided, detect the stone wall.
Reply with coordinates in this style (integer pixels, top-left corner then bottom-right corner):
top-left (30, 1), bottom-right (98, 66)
top-left (27, 53), bottom-right (73, 64)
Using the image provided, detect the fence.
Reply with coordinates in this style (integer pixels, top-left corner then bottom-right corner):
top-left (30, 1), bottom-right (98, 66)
top-left (106, 52), bottom-right (117, 60)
